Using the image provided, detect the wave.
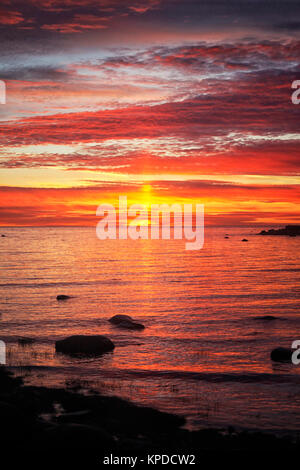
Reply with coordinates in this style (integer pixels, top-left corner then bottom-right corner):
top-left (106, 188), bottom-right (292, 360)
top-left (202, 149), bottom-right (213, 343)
top-left (0, 279), bottom-right (126, 288)
top-left (8, 365), bottom-right (300, 385)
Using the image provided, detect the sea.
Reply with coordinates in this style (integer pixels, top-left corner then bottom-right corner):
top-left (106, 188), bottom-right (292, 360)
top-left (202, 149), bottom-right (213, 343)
top-left (0, 226), bottom-right (299, 434)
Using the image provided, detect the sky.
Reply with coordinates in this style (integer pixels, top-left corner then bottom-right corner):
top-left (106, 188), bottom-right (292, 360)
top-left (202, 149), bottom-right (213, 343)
top-left (0, 0), bottom-right (299, 226)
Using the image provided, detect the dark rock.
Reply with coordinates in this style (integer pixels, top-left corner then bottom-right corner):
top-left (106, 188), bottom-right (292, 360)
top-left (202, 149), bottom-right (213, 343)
top-left (270, 347), bottom-right (293, 362)
top-left (56, 409), bottom-right (93, 424)
top-left (55, 335), bottom-right (115, 356)
top-left (42, 423), bottom-right (114, 451)
top-left (109, 314), bottom-right (145, 330)
top-left (0, 400), bottom-right (36, 446)
top-left (254, 315), bottom-right (278, 321)
top-left (1, 365), bottom-right (300, 465)
top-left (18, 337), bottom-right (35, 345)
top-left (242, 238), bottom-right (248, 242)
top-left (259, 225), bottom-right (300, 236)
top-left (1, 234), bottom-right (5, 237)
top-left (117, 320), bottom-right (145, 330)
top-left (0, 401), bottom-right (25, 426)
top-left (57, 294), bottom-right (71, 301)
top-left (0, 366), bottom-right (23, 391)
top-left (224, 236), bottom-right (229, 239)
top-left (109, 314), bottom-right (134, 324)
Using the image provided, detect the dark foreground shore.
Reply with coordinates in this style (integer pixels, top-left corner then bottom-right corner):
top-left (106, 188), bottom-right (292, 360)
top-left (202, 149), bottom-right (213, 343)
top-left (1, 366), bottom-right (299, 468)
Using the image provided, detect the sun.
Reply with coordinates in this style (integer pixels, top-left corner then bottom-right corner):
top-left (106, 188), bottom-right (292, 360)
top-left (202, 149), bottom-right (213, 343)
top-left (141, 184), bottom-right (153, 209)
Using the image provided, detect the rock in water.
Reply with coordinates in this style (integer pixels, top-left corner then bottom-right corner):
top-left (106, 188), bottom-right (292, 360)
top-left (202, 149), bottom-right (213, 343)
top-left (55, 335), bottom-right (115, 355)
top-left (117, 320), bottom-right (145, 330)
top-left (109, 315), bottom-right (145, 330)
top-left (259, 225), bottom-right (300, 236)
top-left (18, 337), bottom-right (35, 345)
top-left (109, 314), bottom-right (134, 324)
top-left (57, 295), bottom-right (71, 301)
top-left (270, 347), bottom-right (292, 362)
top-left (242, 238), bottom-right (248, 242)
top-left (254, 315), bottom-right (278, 321)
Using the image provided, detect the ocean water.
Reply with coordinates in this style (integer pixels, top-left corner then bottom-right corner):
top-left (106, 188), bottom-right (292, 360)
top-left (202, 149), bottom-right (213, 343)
top-left (0, 226), bottom-right (299, 433)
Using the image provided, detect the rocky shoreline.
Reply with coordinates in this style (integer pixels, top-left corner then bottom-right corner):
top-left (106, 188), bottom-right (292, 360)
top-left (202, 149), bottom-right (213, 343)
top-left (259, 225), bottom-right (300, 236)
top-left (1, 366), bottom-right (299, 467)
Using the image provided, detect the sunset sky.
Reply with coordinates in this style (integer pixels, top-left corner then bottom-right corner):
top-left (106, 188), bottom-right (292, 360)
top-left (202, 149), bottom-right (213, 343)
top-left (0, 0), bottom-right (299, 226)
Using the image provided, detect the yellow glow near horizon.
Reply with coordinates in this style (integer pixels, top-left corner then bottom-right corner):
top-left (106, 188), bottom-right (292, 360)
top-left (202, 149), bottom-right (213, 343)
top-left (0, 167), bottom-right (299, 189)
top-left (141, 184), bottom-right (153, 207)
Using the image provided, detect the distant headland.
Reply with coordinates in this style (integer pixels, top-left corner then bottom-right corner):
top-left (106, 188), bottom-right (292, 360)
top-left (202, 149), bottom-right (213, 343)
top-left (259, 225), bottom-right (300, 236)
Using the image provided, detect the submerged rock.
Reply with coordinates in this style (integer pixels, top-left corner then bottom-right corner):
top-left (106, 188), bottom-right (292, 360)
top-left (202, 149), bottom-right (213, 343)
top-left (254, 315), bottom-right (278, 321)
top-left (56, 295), bottom-right (71, 301)
top-left (117, 320), bottom-right (145, 330)
top-left (55, 335), bottom-right (115, 355)
top-left (18, 337), bottom-right (35, 345)
top-left (270, 347), bottom-right (293, 362)
top-left (242, 238), bottom-right (248, 242)
top-left (109, 315), bottom-right (145, 330)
